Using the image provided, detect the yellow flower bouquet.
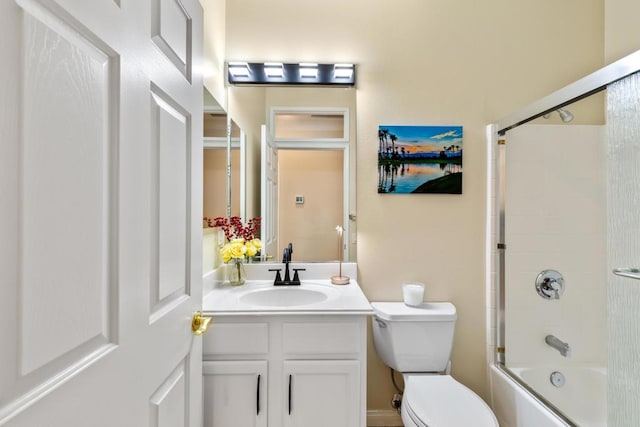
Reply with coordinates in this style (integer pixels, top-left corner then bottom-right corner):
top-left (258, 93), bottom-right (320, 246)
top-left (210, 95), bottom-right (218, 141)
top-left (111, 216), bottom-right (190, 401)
top-left (204, 216), bottom-right (262, 285)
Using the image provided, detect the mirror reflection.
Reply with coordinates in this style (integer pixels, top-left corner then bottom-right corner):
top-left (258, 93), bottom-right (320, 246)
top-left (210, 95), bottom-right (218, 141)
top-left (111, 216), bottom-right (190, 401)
top-left (227, 86), bottom-right (357, 263)
top-left (203, 88), bottom-right (242, 219)
top-left (203, 85), bottom-right (356, 264)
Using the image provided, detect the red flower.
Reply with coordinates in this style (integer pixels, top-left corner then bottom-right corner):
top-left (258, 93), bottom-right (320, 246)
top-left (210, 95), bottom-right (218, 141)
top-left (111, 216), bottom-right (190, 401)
top-left (203, 216), bottom-right (261, 242)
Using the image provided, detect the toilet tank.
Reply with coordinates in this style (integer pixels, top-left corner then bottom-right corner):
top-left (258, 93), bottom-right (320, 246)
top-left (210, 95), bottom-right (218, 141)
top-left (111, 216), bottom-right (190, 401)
top-left (371, 302), bottom-right (457, 373)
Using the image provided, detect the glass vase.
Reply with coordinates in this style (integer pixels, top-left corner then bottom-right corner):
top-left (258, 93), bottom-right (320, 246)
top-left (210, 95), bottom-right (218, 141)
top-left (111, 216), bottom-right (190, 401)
top-left (227, 257), bottom-right (246, 286)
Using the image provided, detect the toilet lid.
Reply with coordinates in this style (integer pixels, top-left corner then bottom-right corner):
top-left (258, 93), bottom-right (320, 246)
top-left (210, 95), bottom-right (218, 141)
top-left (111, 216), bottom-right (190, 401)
top-left (404, 375), bottom-right (498, 427)
top-left (371, 302), bottom-right (457, 321)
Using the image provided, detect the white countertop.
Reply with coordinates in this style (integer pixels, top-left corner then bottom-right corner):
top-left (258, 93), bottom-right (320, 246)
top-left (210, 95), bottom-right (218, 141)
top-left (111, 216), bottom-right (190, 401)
top-left (202, 262), bottom-right (372, 316)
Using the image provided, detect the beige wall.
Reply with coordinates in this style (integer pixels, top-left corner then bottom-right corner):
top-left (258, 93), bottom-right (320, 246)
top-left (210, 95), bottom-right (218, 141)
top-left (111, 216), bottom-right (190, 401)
top-left (278, 150), bottom-right (343, 262)
top-left (605, 0), bottom-right (640, 63)
top-left (202, 0), bottom-right (227, 108)
top-left (223, 0), bottom-right (604, 410)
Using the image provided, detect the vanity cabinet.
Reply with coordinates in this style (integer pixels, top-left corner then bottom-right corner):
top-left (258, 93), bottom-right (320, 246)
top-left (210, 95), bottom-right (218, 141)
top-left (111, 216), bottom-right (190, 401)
top-left (283, 360), bottom-right (360, 427)
top-left (203, 361), bottom-right (267, 427)
top-left (202, 315), bottom-right (367, 427)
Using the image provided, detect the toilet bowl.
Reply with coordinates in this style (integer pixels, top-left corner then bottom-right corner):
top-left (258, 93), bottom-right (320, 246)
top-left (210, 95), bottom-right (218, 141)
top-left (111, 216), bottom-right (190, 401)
top-left (371, 302), bottom-right (498, 427)
top-left (401, 374), bottom-right (497, 427)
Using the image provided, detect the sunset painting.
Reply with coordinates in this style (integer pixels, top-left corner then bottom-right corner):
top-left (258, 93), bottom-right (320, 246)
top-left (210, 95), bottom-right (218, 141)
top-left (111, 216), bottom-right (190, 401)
top-left (377, 125), bottom-right (463, 194)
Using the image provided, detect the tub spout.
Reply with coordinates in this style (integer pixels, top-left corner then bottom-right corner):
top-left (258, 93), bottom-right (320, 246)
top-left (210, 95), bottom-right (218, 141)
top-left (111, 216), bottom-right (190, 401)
top-left (545, 335), bottom-right (571, 357)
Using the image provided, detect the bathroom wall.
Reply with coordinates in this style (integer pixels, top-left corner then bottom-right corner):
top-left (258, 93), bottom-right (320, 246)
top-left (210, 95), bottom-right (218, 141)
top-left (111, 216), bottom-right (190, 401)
top-left (201, 0), bottom-right (227, 108)
top-left (222, 0), bottom-right (604, 411)
top-left (605, 0), bottom-right (640, 63)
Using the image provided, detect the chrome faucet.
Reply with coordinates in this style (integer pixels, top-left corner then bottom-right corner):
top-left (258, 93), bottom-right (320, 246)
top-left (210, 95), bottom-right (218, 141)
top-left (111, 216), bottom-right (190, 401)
top-left (269, 243), bottom-right (304, 286)
top-left (545, 335), bottom-right (571, 357)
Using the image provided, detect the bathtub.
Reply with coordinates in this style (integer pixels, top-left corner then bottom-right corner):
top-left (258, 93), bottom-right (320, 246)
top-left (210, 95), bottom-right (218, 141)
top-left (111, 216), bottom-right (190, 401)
top-left (490, 364), bottom-right (607, 427)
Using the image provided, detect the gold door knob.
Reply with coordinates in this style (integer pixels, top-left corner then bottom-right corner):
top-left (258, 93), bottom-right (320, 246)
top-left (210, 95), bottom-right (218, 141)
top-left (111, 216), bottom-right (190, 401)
top-left (191, 311), bottom-right (212, 336)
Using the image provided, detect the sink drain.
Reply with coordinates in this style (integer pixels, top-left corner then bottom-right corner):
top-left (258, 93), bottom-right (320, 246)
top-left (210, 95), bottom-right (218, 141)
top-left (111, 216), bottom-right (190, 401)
top-left (550, 371), bottom-right (565, 387)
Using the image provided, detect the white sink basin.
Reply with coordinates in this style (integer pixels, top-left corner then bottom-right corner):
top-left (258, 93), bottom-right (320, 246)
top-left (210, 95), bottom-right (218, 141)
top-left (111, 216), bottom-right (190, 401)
top-left (237, 283), bottom-right (340, 307)
top-left (202, 264), bottom-right (372, 313)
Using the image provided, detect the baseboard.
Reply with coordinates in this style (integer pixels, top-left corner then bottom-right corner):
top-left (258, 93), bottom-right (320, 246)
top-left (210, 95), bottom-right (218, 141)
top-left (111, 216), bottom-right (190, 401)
top-left (367, 409), bottom-right (403, 426)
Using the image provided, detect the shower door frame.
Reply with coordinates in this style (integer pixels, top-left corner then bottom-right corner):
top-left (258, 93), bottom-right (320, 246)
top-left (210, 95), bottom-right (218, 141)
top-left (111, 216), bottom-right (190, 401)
top-left (488, 48), bottom-right (640, 424)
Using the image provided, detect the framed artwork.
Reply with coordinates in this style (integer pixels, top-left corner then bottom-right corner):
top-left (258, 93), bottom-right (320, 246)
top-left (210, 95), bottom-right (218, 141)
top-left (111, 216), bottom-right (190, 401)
top-left (377, 125), bottom-right (463, 194)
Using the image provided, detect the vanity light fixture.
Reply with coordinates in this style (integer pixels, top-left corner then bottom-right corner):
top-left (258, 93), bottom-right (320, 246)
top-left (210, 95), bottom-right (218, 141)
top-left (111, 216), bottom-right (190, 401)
top-left (227, 62), bottom-right (355, 86)
top-left (299, 63), bottom-right (318, 78)
top-left (334, 63), bottom-right (354, 79)
top-left (228, 62), bottom-right (250, 77)
top-left (264, 62), bottom-right (284, 78)
top-left (331, 225), bottom-right (350, 285)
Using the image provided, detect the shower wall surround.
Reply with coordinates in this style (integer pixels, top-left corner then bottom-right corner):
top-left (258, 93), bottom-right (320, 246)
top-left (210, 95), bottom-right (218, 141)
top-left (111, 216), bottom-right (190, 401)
top-left (504, 124), bottom-right (606, 369)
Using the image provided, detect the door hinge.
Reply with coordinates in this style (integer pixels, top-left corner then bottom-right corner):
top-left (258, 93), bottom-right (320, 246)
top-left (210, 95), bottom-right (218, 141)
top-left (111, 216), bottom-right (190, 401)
top-left (497, 346), bottom-right (505, 354)
top-left (498, 139), bottom-right (506, 145)
top-left (497, 243), bottom-right (506, 250)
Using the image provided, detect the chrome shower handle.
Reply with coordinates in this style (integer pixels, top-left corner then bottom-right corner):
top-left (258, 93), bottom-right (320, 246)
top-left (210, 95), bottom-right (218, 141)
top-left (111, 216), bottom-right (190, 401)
top-left (613, 267), bottom-right (640, 280)
top-left (535, 270), bottom-right (565, 299)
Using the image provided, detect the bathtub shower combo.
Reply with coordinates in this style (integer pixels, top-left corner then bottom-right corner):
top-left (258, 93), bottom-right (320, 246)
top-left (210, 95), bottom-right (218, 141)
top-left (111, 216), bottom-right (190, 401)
top-left (487, 50), bottom-right (640, 427)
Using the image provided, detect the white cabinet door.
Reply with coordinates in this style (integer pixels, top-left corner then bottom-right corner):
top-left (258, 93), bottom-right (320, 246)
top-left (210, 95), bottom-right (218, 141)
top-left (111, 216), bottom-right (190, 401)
top-left (203, 361), bottom-right (268, 427)
top-left (283, 360), bottom-right (360, 427)
top-left (0, 0), bottom-right (204, 426)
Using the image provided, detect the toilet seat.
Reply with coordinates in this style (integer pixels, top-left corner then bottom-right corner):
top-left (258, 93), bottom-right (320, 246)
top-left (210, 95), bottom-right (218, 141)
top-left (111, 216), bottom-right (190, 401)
top-left (402, 375), bottom-right (498, 427)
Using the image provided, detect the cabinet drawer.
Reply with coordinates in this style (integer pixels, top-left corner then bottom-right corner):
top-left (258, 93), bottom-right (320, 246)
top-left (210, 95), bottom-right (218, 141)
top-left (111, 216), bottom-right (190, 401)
top-left (282, 322), bottom-right (361, 356)
top-left (204, 322), bottom-right (269, 356)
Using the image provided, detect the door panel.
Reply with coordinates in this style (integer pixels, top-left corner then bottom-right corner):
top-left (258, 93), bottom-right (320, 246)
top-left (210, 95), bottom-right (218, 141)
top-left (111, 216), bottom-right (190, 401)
top-left (0, 0), bottom-right (203, 425)
top-left (150, 359), bottom-right (190, 427)
top-left (19, 0), bottom-right (118, 377)
top-left (150, 85), bottom-right (191, 320)
top-left (151, 0), bottom-right (192, 81)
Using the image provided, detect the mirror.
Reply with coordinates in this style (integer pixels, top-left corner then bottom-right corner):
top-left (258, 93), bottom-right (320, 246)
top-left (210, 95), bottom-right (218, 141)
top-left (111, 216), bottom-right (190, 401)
top-left (203, 87), bottom-right (244, 220)
top-left (227, 86), bottom-right (357, 263)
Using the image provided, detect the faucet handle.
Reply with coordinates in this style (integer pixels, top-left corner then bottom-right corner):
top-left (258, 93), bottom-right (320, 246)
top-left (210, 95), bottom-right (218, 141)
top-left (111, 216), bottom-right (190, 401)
top-left (535, 270), bottom-right (565, 300)
top-left (292, 268), bottom-right (306, 284)
top-left (268, 268), bottom-right (282, 285)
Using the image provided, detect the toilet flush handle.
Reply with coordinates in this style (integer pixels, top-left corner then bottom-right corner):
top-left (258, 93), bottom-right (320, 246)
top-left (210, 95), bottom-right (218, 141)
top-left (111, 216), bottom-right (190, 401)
top-left (374, 317), bottom-right (387, 328)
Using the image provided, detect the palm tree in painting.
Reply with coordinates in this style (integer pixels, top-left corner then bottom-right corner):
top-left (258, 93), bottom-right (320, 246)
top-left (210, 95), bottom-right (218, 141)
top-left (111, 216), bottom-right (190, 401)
top-left (378, 130), bottom-right (385, 158)
top-left (400, 147), bottom-right (406, 158)
top-left (380, 129), bottom-right (389, 157)
top-left (390, 133), bottom-right (397, 159)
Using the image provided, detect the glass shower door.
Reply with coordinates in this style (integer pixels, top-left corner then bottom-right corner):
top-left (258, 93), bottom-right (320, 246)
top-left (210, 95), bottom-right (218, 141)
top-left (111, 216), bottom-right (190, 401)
top-left (606, 71), bottom-right (640, 426)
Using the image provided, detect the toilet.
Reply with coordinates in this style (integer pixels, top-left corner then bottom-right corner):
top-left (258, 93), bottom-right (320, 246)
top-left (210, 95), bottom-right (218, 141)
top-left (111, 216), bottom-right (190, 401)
top-left (371, 302), bottom-right (498, 427)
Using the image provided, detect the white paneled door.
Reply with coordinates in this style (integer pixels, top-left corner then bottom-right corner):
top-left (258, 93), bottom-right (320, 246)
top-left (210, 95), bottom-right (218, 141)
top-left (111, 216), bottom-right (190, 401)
top-left (0, 0), bottom-right (204, 426)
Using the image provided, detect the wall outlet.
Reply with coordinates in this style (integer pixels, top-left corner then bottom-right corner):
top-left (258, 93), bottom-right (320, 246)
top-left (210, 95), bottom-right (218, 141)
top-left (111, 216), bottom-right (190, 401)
top-left (295, 195), bottom-right (304, 204)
